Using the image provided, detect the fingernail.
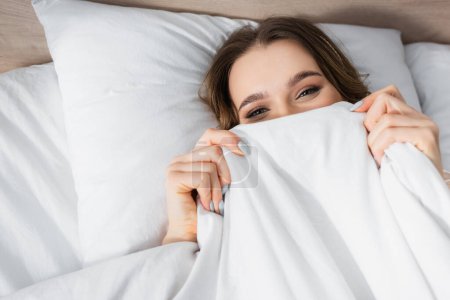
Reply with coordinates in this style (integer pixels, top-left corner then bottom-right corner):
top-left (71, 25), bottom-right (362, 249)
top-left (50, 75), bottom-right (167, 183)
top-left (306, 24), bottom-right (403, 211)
top-left (209, 201), bottom-right (215, 212)
top-left (350, 100), bottom-right (364, 112)
top-left (221, 184), bottom-right (229, 196)
top-left (219, 200), bottom-right (224, 215)
top-left (237, 141), bottom-right (251, 155)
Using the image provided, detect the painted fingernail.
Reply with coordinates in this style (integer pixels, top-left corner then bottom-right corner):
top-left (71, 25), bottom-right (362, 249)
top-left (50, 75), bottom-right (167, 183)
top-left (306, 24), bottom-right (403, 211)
top-left (219, 200), bottom-right (224, 215)
top-left (237, 141), bottom-right (251, 155)
top-left (221, 184), bottom-right (229, 196)
top-left (209, 201), bottom-right (215, 212)
top-left (350, 100), bottom-right (364, 112)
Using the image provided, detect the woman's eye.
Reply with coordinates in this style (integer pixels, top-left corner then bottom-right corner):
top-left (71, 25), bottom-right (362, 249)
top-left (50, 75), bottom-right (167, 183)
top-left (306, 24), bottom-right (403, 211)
top-left (246, 107), bottom-right (268, 119)
top-left (296, 86), bottom-right (320, 99)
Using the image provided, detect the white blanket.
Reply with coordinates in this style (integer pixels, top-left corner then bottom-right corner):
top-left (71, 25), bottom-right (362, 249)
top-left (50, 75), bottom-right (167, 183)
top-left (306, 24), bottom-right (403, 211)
top-left (5, 101), bottom-right (450, 299)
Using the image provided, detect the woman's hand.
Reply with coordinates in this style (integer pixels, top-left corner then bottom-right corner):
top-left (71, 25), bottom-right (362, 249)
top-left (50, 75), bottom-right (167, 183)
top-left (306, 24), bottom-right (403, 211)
top-left (351, 85), bottom-right (444, 178)
top-left (162, 128), bottom-right (245, 245)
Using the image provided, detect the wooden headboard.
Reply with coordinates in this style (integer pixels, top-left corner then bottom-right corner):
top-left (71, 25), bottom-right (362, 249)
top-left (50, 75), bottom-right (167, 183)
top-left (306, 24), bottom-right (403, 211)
top-left (1, 0), bottom-right (450, 73)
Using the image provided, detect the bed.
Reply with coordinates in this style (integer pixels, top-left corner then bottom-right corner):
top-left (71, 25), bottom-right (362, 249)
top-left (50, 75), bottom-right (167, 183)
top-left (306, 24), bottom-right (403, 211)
top-left (1, 0), bottom-right (450, 298)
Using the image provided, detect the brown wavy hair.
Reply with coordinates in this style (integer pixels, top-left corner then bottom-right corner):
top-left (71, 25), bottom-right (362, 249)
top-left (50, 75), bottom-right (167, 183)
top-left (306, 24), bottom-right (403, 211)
top-left (199, 16), bottom-right (370, 129)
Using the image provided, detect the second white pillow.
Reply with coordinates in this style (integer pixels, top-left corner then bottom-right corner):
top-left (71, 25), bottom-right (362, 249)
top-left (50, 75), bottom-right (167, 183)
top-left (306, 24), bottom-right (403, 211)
top-left (405, 43), bottom-right (450, 171)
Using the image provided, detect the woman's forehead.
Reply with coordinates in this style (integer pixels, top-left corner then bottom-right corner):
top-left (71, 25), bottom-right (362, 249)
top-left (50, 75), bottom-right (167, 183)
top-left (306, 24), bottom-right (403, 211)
top-left (230, 40), bottom-right (319, 82)
top-left (228, 39), bottom-right (321, 100)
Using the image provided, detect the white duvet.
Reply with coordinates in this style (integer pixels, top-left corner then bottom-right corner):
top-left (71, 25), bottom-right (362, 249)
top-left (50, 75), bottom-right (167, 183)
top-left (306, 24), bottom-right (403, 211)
top-left (5, 101), bottom-right (450, 299)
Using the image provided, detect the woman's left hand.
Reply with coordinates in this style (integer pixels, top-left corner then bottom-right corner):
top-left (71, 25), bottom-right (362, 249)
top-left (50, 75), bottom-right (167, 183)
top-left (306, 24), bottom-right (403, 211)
top-left (351, 84), bottom-right (444, 178)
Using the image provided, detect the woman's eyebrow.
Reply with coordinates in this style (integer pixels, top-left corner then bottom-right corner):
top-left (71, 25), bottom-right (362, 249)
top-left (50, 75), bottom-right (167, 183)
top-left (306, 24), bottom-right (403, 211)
top-left (287, 70), bottom-right (322, 88)
top-left (238, 70), bottom-right (322, 112)
top-left (238, 92), bottom-right (267, 112)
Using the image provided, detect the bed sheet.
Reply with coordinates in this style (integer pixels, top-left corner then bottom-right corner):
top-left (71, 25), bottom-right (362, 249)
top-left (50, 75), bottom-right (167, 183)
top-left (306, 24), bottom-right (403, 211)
top-left (0, 63), bottom-right (81, 296)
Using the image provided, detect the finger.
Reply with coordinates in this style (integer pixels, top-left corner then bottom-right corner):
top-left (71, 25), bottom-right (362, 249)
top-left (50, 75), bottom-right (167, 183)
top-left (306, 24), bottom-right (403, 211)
top-left (173, 145), bottom-right (232, 185)
top-left (194, 128), bottom-right (245, 156)
top-left (167, 170), bottom-right (212, 211)
top-left (362, 93), bottom-right (419, 132)
top-left (192, 171), bottom-right (213, 211)
top-left (193, 145), bottom-right (232, 186)
top-left (367, 113), bottom-right (432, 148)
top-left (206, 163), bottom-right (223, 214)
top-left (352, 84), bottom-right (406, 113)
top-left (369, 127), bottom-right (434, 166)
top-left (175, 161), bottom-right (223, 213)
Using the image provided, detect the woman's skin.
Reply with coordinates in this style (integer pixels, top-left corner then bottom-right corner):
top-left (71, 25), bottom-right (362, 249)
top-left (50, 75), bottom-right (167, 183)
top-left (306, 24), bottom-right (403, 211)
top-left (162, 39), bottom-right (443, 245)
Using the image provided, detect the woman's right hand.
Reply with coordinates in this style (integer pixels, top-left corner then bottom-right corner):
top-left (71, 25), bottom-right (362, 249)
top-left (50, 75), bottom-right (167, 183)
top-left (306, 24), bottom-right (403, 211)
top-left (161, 128), bottom-right (246, 245)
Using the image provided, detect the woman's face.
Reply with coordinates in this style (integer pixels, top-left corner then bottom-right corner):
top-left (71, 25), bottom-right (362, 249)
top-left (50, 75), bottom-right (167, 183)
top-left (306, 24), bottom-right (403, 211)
top-left (229, 39), bottom-right (343, 124)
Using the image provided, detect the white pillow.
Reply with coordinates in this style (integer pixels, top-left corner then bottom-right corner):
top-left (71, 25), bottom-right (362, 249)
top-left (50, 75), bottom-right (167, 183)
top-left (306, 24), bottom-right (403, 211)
top-left (33, 0), bottom-right (249, 266)
top-left (0, 63), bottom-right (81, 296)
top-left (33, 0), bottom-right (421, 265)
top-left (319, 24), bottom-right (421, 112)
top-left (405, 43), bottom-right (450, 172)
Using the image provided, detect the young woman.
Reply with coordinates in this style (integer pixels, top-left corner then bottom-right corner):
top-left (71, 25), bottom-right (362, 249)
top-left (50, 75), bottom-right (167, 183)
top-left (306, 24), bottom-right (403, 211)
top-left (162, 17), bottom-right (444, 245)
